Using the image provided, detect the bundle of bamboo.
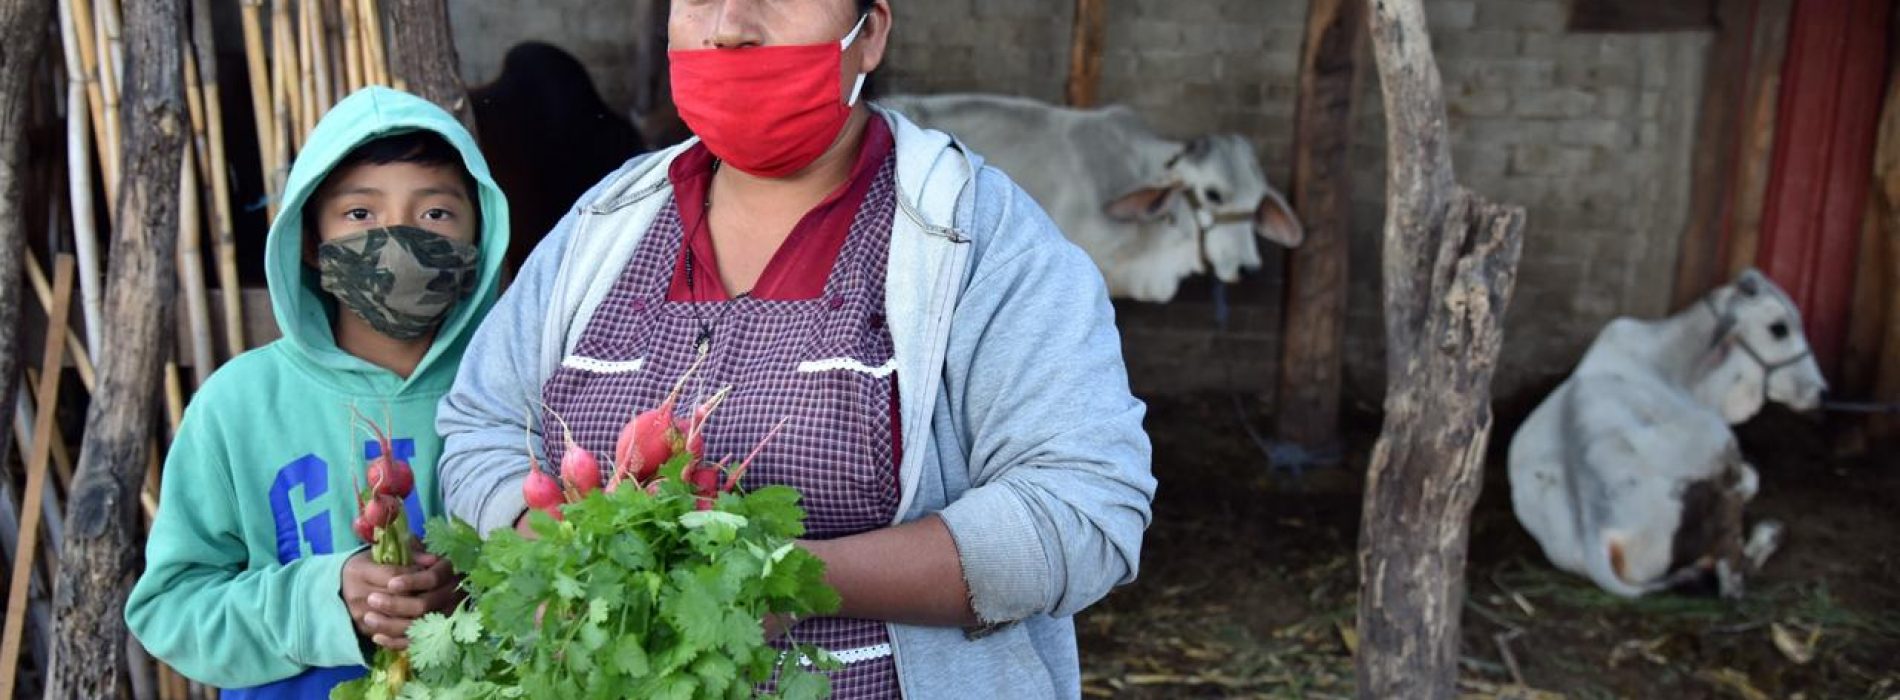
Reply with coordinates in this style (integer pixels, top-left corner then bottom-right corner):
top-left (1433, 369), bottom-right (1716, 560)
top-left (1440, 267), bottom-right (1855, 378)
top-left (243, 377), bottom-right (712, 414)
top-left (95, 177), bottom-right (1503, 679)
top-left (0, 0), bottom-right (397, 696)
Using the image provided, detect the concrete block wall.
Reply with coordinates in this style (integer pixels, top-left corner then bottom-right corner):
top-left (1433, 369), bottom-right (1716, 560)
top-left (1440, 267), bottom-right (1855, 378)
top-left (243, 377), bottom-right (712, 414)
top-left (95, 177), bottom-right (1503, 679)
top-left (437, 0), bottom-right (1711, 403)
top-left (883, 0), bottom-right (1710, 402)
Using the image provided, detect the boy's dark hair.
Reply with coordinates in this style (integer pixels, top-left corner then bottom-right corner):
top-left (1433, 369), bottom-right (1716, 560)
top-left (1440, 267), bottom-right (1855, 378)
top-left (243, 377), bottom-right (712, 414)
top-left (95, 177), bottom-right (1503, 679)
top-left (303, 130), bottom-right (482, 254)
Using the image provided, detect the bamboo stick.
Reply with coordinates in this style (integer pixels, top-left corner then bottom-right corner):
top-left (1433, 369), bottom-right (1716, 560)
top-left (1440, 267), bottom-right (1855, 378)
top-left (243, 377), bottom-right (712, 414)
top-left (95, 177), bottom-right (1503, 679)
top-left (297, 0), bottom-right (317, 136)
top-left (56, 0), bottom-right (108, 359)
top-left (273, 0), bottom-right (301, 153)
top-left (271, 0), bottom-right (297, 200)
top-left (95, 0), bottom-right (125, 206)
top-left (361, 0), bottom-right (388, 86)
top-left (155, 663), bottom-right (178, 700)
top-left (241, 1), bottom-right (276, 211)
top-left (307, 0), bottom-right (333, 117)
top-left (25, 254), bottom-right (97, 391)
top-left (0, 456), bottom-right (52, 697)
top-left (178, 147), bottom-right (215, 388)
top-left (189, 0), bottom-right (245, 357)
top-left (0, 256), bottom-right (75, 700)
top-left (22, 372), bottom-right (75, 492)
top-left (324, 0), bottom-right (347, 100)
top-left (341, 0), bottom-right (363, 92)
top-left (65, 0), bottom-right (120, 224)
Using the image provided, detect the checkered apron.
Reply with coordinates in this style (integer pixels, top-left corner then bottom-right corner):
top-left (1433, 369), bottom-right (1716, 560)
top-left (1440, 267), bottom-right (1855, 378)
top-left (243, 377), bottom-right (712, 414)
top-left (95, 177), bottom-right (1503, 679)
top-left (541, 156), bottom-right (903, 698)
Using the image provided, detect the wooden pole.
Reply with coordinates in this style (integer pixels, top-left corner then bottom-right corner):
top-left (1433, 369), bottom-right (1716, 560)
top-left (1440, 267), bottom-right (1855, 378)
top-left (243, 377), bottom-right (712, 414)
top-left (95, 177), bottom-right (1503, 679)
top-left (1724, 0), bottom-right (1795, 280)
top-left (1671, 0), bottom-right (1754, 308)
top-left (1276, 0), bottom-right (1367, 452)
top-left (0, 256), bottom-right (74, 700)
top-left (189, 0), bottom-right (245, 357)
top-left (1355, 1), bottom-right (1527, 698)
top-left (323, 0), bottom-right (347, 101)
top-left (297, 0), bottom-right (317, 135)
top-left (0, 449), bottom-right (53, 693)
top-left (1064, 0), bottom-right (1108, 108)
top-left (307, 0), bottom-right (333, 117)
top-left (271, 0), bottom-right (296, 201)
top-left (386, 0), bottom-right (474, 130)
top-left (49, 0), bottom-right (188, 692)
top-left (0, 0), bottom-right (54, 500)
top-left (27, 255), bottom-right (98, 391)
top-left (240, 1), bottom-right (276, 210)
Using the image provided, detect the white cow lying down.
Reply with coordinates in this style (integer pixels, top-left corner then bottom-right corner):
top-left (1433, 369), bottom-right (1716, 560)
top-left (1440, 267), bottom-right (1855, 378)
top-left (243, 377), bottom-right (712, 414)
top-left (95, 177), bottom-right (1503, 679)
top-left (879, 93), bottom-right (1303, 303)
top-left (1509, 270), bottom-right (1828, 598)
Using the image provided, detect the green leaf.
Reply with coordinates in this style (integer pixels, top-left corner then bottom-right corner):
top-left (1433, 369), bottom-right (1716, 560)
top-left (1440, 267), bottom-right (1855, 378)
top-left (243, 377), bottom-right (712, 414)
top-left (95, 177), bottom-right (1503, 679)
top-left (407, 613), bottom-right (458, 671)
top-left (776, 666), bottom-right (830, 700)
top-left (553, 574), bottom-right (585, 600)
top-left (329, 677), bottom-right (372, 700)
top-left (691, 653), bottom-right (738, 697)
top-left (661, 578), bottom-right (722, 647)
top-left (450, 611), bottom-right (484, 644)
top-left (611, 636), bottom-right (650, 677)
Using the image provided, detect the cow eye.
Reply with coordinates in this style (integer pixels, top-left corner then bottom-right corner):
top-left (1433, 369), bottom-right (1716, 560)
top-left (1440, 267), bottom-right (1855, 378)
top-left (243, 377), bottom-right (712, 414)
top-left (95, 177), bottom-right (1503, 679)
top-left (1204, 188), bottom-right (1224, 205)
top-left (1768, 322), bottom-right (1790, 340)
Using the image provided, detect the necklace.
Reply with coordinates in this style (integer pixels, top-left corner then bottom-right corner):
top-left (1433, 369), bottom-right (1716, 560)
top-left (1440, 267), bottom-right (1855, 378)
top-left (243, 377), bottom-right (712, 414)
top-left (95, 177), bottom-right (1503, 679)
top-left (685, 159), bottom-right (748, 358)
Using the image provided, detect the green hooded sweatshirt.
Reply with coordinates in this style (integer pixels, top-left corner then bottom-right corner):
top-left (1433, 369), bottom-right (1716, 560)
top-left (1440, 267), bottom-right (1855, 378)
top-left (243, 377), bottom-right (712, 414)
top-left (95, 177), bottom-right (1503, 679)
top-left (125, 87), bottom-right (509, 696)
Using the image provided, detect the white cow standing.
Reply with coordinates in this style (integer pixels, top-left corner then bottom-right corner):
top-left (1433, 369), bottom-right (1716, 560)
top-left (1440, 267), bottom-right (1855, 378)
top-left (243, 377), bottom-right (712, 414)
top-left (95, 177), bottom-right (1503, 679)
top-left (1509, 270), bottom-right (1828, 598)
top-left (879, 93), bottom-right (1304, 303)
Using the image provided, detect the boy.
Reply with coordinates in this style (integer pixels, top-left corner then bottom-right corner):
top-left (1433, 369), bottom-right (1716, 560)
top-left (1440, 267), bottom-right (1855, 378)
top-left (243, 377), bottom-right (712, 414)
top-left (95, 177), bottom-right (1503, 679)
top-left (127, 87), bottom-right (510, 698)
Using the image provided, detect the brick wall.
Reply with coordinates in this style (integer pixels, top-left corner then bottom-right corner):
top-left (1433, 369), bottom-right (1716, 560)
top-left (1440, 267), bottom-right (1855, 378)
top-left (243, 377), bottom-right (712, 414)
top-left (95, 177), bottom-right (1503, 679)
top-left (884, 0), bottom-right (1708, 402)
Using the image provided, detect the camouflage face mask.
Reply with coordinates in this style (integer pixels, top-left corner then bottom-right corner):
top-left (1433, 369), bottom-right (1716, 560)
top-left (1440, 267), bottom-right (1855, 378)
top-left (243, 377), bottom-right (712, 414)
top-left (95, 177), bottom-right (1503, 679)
top-left (317, 226), bottom-right (480, 341)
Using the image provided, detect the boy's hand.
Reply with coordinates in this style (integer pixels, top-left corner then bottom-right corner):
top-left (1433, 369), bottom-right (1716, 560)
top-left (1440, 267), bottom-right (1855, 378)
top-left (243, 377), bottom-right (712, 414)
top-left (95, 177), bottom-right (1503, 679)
top-left (364, 551), bottom-right (463, 650)
top-left (343, 550), bottom-right (463, 650)
top-left (342, 551), bottom-right (409, 646)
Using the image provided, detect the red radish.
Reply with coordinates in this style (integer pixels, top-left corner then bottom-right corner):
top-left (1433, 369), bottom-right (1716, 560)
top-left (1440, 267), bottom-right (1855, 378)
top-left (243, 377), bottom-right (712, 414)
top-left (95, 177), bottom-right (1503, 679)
top-left (368, 456), bottom-right (414, 498)
top-left (362, 493), bottom-right (402, 529)
top-left (352, 406), bottom-right (411, 497)
top-left (562, 445), bottom-right (601, 496)
top-left (616, 406), bottom-right (677, 484)
top-left (539, 404), bottom-right (602, 497)
top-left (352, 515), bottom-right (376, 543)
top-left (722, 418), bottom-right (789, 493)
top-left (523, 467), bottom-right (564, 512)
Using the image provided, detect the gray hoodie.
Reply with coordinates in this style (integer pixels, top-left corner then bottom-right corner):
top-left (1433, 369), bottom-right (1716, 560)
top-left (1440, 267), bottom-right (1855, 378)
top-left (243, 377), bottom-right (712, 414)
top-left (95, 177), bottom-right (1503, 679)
top-left (436, 107), bottom-right (1155, 699)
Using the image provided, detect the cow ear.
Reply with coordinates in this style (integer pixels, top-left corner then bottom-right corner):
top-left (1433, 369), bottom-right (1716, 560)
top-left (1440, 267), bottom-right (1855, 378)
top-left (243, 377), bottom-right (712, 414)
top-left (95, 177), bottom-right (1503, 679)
top-left (1255, 189), bottom-right (1304, 248)
top-left (1105, 184), bottom-right (1182, 222)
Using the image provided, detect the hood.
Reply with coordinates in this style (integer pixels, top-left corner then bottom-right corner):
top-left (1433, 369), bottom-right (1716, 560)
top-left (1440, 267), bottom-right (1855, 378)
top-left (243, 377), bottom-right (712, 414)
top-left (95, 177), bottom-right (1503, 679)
top-left (263, 86), bottom-right (511, 395)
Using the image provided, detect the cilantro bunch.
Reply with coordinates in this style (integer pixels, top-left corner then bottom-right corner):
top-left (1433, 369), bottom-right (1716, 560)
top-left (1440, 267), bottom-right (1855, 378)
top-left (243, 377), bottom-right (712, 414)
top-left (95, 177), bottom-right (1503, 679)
top-left (394, 465), bottom-right (841, 700)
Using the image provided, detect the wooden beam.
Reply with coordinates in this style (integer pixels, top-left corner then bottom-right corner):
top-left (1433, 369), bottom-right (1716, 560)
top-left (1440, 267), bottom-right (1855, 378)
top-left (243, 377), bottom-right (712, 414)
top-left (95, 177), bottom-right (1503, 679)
top-left (1356, 1), bottom-right (1527, 698)
top-left (1671, 0), bottom-right (1755, 308)
top-left (1723, 0), bottom-right (1795, 280)
top-left (386, 0), bottom-right (475, 132)
top-left (1276, 0), bottom-right (1367, 452)
top-left (48, 0), bottom-right (187, 693)
top-left (1065, 0), bottom-right (1107, 107)
top-left (1, 256), bottom-right (74, 700)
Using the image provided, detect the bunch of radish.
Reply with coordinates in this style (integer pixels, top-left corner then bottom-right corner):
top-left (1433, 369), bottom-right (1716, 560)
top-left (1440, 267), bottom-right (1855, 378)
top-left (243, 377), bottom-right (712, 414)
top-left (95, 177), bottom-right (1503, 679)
top-left (347, 407), bottom-right (416, 695)
top-left (524, 365), bottom-right (787, 518)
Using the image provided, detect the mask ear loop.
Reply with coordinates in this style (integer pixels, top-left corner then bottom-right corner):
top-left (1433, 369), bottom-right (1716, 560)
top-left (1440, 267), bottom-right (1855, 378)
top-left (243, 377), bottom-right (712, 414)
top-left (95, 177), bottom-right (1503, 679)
top-left (841, 14), bottom-right (870, 107)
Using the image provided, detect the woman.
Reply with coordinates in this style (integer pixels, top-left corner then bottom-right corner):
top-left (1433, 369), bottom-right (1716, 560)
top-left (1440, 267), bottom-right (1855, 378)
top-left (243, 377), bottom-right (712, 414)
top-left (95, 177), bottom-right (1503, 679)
top-left (437, 1), bottom-right (1155, 697)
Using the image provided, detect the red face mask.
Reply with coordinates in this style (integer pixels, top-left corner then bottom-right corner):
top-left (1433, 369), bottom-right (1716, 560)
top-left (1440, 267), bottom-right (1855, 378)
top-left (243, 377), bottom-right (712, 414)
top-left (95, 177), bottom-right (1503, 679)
top-left (669, 16), bottom-right (869, 178)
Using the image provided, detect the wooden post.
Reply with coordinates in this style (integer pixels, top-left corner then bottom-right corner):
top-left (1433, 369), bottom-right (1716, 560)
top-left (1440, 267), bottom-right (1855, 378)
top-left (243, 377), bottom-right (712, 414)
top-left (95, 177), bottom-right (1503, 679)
top-left (385, 0), bottom-right (475, 131)
top-left (240, 0), bottom-right (276, 208)
top-left (1065, 0), bottom-right (1108, 107)
top-left (1275, 0), bottom-right (1366, 452)
top-left (1671, 0), bottom-right (1754, 308)
top-left (1, 257), bottom-right (74, 700)
top-left (1355, 1), bottom-right (1527, 698)
top-left (49, 0), bottom-right (187, 694)
top-left (0, 0), bottom-right (53, 478)
top-left (1724, 0), bottom-right (1795, 280)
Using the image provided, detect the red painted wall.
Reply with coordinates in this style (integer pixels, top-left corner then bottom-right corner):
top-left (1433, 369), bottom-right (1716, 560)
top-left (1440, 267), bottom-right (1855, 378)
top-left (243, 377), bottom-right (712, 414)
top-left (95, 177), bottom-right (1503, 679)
top-left (1757, 0), bottom-right (1893, 377)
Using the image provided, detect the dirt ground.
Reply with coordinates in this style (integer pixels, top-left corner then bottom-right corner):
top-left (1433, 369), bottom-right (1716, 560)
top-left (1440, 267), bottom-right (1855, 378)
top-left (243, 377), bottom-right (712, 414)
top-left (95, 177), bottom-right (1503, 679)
top-left (1075, 394), bottom-right (1900, 699)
